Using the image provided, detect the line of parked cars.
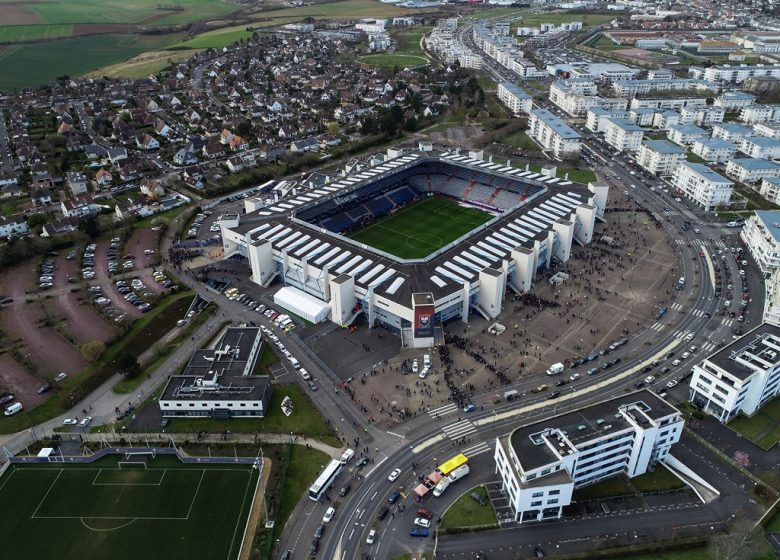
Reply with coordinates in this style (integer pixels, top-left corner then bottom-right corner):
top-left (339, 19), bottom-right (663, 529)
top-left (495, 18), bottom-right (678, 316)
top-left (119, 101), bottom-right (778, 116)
top-left (185, 211), bottom-right (211, 239)
top-left (82, 243), bottom-right (97, 280)
top-left (39, 258), bottom-right (55, 289)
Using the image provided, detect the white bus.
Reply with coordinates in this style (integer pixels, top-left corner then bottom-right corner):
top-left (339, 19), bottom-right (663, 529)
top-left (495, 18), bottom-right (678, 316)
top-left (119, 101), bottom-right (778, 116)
top-left (309, 459), bottom-right (343, 501)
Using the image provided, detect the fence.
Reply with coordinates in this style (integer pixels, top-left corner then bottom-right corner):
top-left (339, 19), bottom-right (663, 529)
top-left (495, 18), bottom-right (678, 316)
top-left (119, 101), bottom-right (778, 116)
top-left (9, 446), bottom-right (261, 466)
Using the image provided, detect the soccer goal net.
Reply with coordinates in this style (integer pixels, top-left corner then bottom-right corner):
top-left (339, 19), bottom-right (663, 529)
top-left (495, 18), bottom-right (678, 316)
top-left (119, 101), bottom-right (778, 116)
top-left (117, 460), bottom-right (148, 469)
top-left (117, 450), bottom-right (156, 469)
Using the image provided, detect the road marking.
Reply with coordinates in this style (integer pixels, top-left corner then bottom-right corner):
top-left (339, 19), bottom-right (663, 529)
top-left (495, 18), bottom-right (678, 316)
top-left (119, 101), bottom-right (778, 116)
top-left (671, 303), bottom-right (683, 311)
top-left (722, 319), bottom-right (733, 327)
top-left (462, 441), bottom-right (492, 457)
top-left (385, 431), bottom-right (405, 439)
top-left (441, 419), bottom-right (477, 439)
top-left (650, 322), bottom-right (665, 332)
top-left (428, 402), bottom-right (458, 417)
top-left (364, 456), bottom-right (388, 479)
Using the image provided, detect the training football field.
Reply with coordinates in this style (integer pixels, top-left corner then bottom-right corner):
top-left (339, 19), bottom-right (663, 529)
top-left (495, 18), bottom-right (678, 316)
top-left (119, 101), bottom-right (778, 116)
top-left (348, 196), bottom-right (493, 259)
top-left (0, 455), bottom-right (258, 560)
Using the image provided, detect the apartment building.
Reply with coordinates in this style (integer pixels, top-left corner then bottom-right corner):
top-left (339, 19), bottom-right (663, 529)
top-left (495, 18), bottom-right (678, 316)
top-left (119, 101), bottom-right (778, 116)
top-left (494, 391), bottom-right (684, 524)
top-left (652, 110), bottom-right (681, 130)
top-left (726, 158), bottom-right (780, 184)
top-left (712, 122), bottom-right (755, 142)
top-left (528, 109), bottom-right (581, 159)
top-left (689, 323), bottom-right (780, 422)
top-left (760, 178), bottom-right (780, 206)
top-left (753, 123), bottom-right (780, 139)
top-left (586, 108), bottom-right (630, 133)
top-left (741, 210), bottom-right (780, 274)
top-left (739, 136), bottom-right (780, 159)
top-left (679, 106), bottom-right (725, 126)
top-left (691, 138), bottom-right (737, 163)
top-left (763, 269), bottom-right (780, 327)
top-left (713, 91), bottom-right (757, 110)
top-left (603, 118), bottom-right (644, 153)
top-left (667, 124), bottom-right (708, 146)
top-left (637, 139), bottom-right (686, 177)
top-left (630, 97), bottom-right (707, 111)
top-left (612, 78), bottom-right (715, 97)
top-left (693, 63), bottom-right (780, 84)
top-left (628, 108), bottom-right (656, 126)
top-left (672, 162), bottom-right (733, 211)
top-left (740, 104), bottom-right (780, 124)
top-left (497, 82), bottom-right (533, 116)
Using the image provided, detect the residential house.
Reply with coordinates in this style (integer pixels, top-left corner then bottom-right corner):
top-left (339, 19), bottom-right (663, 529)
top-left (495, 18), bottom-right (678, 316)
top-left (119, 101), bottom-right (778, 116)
top-left (65, 171), bottom-right (88, 197)
top-left (136, 134), bottom-right (160, 150)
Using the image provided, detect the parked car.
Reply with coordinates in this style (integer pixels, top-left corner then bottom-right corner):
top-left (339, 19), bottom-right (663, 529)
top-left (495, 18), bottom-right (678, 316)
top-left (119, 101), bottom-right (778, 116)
top-left (409, 527), bottom-right (429, 537)
top-left (470, 492), bottom-right (488, 506)
top-left (414, 517), bottom-right (431, 528)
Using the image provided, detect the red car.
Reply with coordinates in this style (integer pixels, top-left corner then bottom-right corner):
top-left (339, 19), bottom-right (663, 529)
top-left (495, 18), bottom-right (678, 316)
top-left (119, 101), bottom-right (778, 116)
top-left (417, 508), bottom-right (434, 520)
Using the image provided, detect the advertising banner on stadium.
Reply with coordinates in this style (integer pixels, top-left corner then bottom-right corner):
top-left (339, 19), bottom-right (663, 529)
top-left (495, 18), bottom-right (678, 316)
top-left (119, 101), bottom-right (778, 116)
top-left (414, 304), bottom-right (435, 338)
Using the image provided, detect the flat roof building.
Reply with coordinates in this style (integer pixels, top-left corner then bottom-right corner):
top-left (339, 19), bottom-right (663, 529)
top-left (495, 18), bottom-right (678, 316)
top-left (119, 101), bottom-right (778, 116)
top-left (725, 158), bottom-right (780, 185)
top-left (497, 82), bottom-right (533, 116)
top-left (159, 327), bottom-right (271, 419)
top-left (672, 162), bottom-right (733, 211)
top-left (494, 391), bottom-right (683, 524)
top-left (637, 139), bottom-right (686, 177)
top-left (528, 109), bottom-right (582, 159)
top-left (741, 210), bottom-right (780, 275)
top-left (689, 323), bottom-right (780, 422)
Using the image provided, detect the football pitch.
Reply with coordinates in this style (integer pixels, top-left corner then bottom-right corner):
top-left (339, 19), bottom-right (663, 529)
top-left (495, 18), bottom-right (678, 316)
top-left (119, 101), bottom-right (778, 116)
top-left (0, 455), bottom-right (259, 560)
top-left (348, 197), bottom-right (493, 259)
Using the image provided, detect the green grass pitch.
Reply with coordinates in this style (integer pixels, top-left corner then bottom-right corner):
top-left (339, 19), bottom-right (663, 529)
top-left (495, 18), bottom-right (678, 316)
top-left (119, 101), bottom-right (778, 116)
top-left (348, 196), bottom-right (493, 259)
top-left (0, 454), bottom-right (258, 560)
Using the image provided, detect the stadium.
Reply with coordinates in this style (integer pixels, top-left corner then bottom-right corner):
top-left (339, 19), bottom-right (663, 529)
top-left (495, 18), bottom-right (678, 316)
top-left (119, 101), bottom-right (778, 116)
top-left (221, 148), bottom-right (608, 348)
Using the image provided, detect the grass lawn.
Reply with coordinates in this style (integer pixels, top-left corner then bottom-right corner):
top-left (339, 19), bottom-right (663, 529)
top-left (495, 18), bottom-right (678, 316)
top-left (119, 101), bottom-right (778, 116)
top-left (0, 24), bottom-right (74, 42)
top-left (390, 24), bottom-right (432, 57)
top-left (253, 343), bottom-right (280, 376)
top-left (728, 396), bottom-right (780, 449)
top-left (348, 197), bottom-right (493, 259)
top-left (0, 33), bottom-right (183, 91)
top-left (686, 151), bottom-right (706, 164)
top-left (529, 163), bottom-right (597, 184)
top-left (135, 204), bottom-right (190, 229)
top-left (163, 384), bottom-right (341, 447)
top-left (356, 53), bottom-right (428, 70)
top-left (248, 0), bottom-right (410, 23)
top-left (766, 509), bottom-right (780, 532)
top-left (630, 465), bottom-right (685, 493)
top-left (439, 485), bottom-right (498, 532)
top-left (502, 130), bottom-right (541, 151)
top-left (519, 12), bottom-right (615, 28)
top-left (0, 454), bottom-right (257, 560)
top-left (476, 75), bottom-right (496, 90)
top-left (90, 49), bottom-right (200, 79)
top-left (574, 475), bottom-right (632, 499)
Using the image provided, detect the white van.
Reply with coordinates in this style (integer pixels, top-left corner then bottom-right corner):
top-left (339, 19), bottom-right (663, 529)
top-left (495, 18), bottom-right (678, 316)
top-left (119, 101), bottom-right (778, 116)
top-left (432, 476), bottom-right (451, 497)
top-left (340, 448), bottom-right (355, 464)
top-left (423, 354), bottom-right (431, 368)
top-left (546, 363), bottom-right (564, 376)
top-left (4, 402), bottom-right (22, 416)
top-left (447, 464), bottom-right (470, 483)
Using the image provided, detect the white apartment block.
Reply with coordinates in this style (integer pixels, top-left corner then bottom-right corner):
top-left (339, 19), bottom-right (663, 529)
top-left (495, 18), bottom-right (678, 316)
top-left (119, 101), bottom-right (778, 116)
top-left (629, 108), bottom-right (656, 126)
top-left (630, 97), bottom-right (707, 111)
top-left (497, 82), bottom-right (533, 115)
top-left (667, 124), bottom-right (708, 146)
top-left (603, 118), bottom-right (644, 152)
top-left (528, 109), bottom-right (581, 159)
top-left (672, 162), bottom-right (733, 211)
top-left (739, 136), bottom-right (780, 159)
top-left (689, 324), bottom-right (780, 422)
top-left (612, 78), bottom-right (715, 97)
top-left (679, 106), bottom-right (725, 126)
top-left (714, 91), bottom-right (757, 110)
top-left (752, 123), bottom-right (780, 139)
top-left (694, 63), bottom-right (780, 84)
top-left (586, 108), bottom-right (630, 133)
top-left (740, 104), bottom-right (780, 124)
top-left (494, 391), bottom-right (683, 524)
top-left (741, 210), bottom-right (780, 274)
top-left (652, 110), bottom-right (681, 130)
top-left (712, 122), bottom-right (755, 142)
top-left (638, 140), bottom-right (686, 177)
top-left (760, 178), bottom-right (780, 206)
top-left (726, 158), bottom-right (780, 184)
top-left (691, 138), bottom-right (737, 163)
top-left (764, 269), bottom-right (780, 327)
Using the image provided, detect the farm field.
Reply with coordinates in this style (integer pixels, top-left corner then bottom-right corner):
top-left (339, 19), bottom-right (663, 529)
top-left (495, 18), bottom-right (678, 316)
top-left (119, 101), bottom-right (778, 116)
top-left (174, 27), bottom-right (256, 49)
top-left (0, 33), bottom-right (182, 91)
top-left (356, 53), bottom-right (428, 69)
top-left (247, 0), bottom-right (411, 21)
top-left (0, 24), bottom-right (74, 42)
top-left (87, 49), bottom-right (199, 79)
top-left (0, 454), bottom-right (259, 560)
top-left (0, 0), bottom-right (239, 27)
top-left (348, 197), bottom-right (493, 259)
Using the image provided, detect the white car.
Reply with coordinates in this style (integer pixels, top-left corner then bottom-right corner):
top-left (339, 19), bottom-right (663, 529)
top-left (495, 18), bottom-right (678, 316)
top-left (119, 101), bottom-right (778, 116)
top-left (644, 375), bottom-right (655, 384)
top-left (388, 468), bottom-right (401, 482)
top-left (418, 367), bottom-right (429, 380)
top-left (366, 529), bottom-right (376, 545)
top-left (411, 359), bottom-right (419, 373)
top-left (672, 359), bottom-right (681, 366)
top-left (666, 380), bottom-right (678, 389)
top-left (323, 506), bottom-right (335, 523)
top-left (569, 373), bottom-right (581, 381)
top-left (62, 418), bottom-right (78, 425)
top-left (681, 352), bottom-right (690, 359)
top-left (685, 333), bottom-right (694, 341)
top-left (80, 416), bottom-right (92, 427)
top-left (689, 346), bottom-right (698, 352)
top-left (414, 517), bottom-right (431, 528)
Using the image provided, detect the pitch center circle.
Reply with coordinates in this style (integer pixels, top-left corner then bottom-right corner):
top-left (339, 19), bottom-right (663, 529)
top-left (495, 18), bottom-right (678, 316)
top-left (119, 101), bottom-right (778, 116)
top-left (406, 234), bottom-right (443, 250)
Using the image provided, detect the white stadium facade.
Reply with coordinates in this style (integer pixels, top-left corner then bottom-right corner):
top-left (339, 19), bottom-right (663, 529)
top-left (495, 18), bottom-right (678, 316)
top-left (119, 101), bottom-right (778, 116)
top-left (220, 148), bottom-right (608, 348)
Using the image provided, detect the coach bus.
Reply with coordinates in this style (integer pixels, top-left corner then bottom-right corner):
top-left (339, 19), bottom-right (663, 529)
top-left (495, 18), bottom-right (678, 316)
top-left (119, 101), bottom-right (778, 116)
top-left (309, 459), bottom-right (343, 501)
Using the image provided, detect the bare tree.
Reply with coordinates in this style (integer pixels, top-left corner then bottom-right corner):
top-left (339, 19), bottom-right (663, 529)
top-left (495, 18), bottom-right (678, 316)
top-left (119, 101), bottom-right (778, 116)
top-left (708, 518), bottom-right (765, 560)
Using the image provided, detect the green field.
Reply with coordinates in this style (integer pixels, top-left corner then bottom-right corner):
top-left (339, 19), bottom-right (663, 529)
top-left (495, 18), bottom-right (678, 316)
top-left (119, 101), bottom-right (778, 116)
top-left (728, 396), bottom-right (780, 449)
top-left (0, 0), bottom-right (239, 27)
top-left (174, 27), bottom-right (256, 49)
top-left (348, 196), bottom-right (493, 259)
top-left (356, 53), bottom-right (428, 70)
top-left (0, 33), bottom-right (182, 91)
top-left (0, 24), bottom-right (74, 42)
top-left (0, 454), bottom-right (258, 560)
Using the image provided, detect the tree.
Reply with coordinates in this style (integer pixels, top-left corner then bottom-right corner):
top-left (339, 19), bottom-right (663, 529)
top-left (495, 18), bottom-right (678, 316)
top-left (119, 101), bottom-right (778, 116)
top-left (732, 451), bottom-right (751, 469)
top-left (116, 352), bottom-right (140, 379)
top-left (78, 214), bottom-right (100, 238)
top-left (708, 518), bottom-right (767, 560)
top-left (80, 340), bottom-right (106, 362)
top-left (25, 212), bottom-right (49, 229)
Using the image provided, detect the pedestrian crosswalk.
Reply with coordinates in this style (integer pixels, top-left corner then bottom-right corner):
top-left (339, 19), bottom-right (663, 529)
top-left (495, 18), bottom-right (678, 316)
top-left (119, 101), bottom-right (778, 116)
top-left (673, 329), bottom-right (693, 340)
top-left (442, 419), bottom-right (477, 440)
top-left (701, 342), bottom-right (717, 352)
top-left (670, 302), bottom-right (684, 311)
top-left (714, 240), bottom-right (726, 250)
top-left (428, 402), bottom-right (458, 419)
top-left (675, 239), bottom-right (685, 245)
top-left (649, 322), bottom-right (666, 332)
top-left (722, 318), bottom-right (734, 327)
top-left (682, 209), bottom-right (697, 221)
top-left (694, 239), bottom-right (707, 247)
top-left (691, 309), bottom-right (708, 318)
top-left (462, 441), bottom-right (492, 457)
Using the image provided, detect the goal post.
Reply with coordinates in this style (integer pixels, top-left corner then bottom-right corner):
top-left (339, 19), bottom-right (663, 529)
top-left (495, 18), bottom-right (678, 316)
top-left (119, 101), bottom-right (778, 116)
top-left (118, 460), bottom-right (148, 470)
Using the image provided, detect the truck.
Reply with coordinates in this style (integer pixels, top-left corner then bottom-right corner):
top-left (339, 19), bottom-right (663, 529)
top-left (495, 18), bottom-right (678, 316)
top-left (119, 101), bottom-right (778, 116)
top-left (546, 363), bottom-right (564, 376)
top-left (432, 477), bottom-right (451, 497)
top-left (447, 464), bottom-right (470, 483)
